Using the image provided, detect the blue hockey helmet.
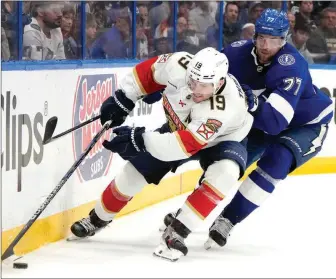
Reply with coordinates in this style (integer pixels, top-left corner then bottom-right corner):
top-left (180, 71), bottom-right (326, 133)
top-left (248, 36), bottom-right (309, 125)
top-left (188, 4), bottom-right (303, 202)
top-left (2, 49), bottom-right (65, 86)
top-left (255, 8), bottom-right (289, 38)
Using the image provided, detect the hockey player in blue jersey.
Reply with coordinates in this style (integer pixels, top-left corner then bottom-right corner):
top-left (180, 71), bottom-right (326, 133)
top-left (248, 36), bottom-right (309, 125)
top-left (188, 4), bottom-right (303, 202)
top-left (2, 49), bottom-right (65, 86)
top-left (162, 8), bottom-right (334, 249)
top-left (202, 8), bottom-right (334, 249)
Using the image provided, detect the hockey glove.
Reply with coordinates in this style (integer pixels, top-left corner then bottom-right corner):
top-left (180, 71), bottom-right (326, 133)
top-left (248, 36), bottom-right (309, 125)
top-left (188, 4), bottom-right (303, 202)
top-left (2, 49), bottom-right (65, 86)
top-left (102, 126), bottom-right (146, 160)
top-left (142, 90), bottom-right (163, 104)
top-left (100, 89), bottom-right (135, 128)
top-left (241, 84), bottom-right (259, 113)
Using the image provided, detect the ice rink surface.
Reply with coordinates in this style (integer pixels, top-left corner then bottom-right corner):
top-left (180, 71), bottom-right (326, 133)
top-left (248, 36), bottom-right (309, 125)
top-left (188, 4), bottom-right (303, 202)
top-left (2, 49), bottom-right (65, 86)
top-left (2, 174), bottom-right (336, 278)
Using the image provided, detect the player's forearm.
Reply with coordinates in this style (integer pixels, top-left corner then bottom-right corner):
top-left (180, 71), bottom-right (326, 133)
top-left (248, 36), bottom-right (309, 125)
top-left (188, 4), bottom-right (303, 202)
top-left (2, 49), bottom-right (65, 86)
top-left (119, 71), bottom-right (144, 103)
top-left (143, 130), bottom-right (206, 161)
top-left (253, 102), bottom-right (289, 135)
top-left (253, 93), bottom-right (295, 135)
top-left (143, 132), bottom-right (190, 161)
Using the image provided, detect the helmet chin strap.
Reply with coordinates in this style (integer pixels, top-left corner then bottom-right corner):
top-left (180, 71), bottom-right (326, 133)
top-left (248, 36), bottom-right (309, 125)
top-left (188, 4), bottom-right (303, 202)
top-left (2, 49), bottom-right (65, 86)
top-left (215, 78), bottom-right (226, 95)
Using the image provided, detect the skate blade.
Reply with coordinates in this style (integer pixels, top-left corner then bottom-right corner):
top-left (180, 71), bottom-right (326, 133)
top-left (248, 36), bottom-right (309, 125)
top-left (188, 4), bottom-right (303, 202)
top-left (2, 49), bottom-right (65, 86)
top-left (153, 243), bottom-right (183, 262)
top-left (2, 255), bottom-right (24, 266)
top-left (204, 237), bottom-right (218, 250)
top-left (66, 235), bottom-right (90, 242)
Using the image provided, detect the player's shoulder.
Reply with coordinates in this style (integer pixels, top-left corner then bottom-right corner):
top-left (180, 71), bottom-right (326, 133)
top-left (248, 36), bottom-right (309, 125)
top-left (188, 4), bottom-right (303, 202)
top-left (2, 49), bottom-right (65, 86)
top-left (272, 43), bottom-right (308, 71)
top-left (267, 43), bottom-right (309, 82)
top-left (157, 51), bottom-right (193, 87)
top-left (157, 51), bottom-right (193, 65)
top-left (222, 40), bottom-right (254, 58)
top-left (24, 17), bottom-right (42, 33)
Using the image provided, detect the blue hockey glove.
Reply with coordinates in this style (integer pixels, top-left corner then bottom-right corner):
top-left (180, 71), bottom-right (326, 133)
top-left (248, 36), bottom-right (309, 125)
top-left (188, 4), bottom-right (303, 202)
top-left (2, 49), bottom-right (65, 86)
top-left (142, 90), bottom-right (163, 104)
top-left (102, 126), bottom-right (146, 160)
top-left (100, 89), bottom-right (135, 128)
top-left (241, 84), bottom-right (259, 113)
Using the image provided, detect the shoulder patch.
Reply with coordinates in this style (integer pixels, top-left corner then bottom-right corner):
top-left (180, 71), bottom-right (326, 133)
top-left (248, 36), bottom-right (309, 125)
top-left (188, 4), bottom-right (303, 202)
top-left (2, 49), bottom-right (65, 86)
top-left (278, 54), bottom-right (295, 66)
top-left (231, 40), bottom-right (247, 47)
top-left (157, 53), bottom-right (172, 63)
top-left (30, 23), bottom-right (41, 32)
top-left (206, 119), bottom-right (222, 132)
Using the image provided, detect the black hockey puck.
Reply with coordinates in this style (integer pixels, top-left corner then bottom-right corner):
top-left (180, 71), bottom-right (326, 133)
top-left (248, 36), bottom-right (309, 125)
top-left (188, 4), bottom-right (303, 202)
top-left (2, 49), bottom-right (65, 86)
top-left (13, 262), bottom-right (28, 269)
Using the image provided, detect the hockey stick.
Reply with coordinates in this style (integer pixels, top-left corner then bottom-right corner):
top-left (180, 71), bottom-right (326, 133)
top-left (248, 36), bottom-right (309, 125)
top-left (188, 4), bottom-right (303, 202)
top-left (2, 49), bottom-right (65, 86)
top-left (1, 120), bottom-right (112, 261)
top-left (42, 115), bottom-right (100, 145)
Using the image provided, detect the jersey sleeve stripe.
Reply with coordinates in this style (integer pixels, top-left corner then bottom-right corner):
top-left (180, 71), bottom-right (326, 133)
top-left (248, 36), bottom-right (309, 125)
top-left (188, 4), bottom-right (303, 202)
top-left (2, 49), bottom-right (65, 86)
top-left (174, 130), bottom-right (207, 156)
top-left (132, 68), bottom-right (147, 95)
top-left (266, 93), bottom-right (294, 123)
top-left (134, 56), bottom-right (166, 95)
top-left (203, 180), bottom-right (225, 199)
top-left (305, 103), bottom-right (334, 125)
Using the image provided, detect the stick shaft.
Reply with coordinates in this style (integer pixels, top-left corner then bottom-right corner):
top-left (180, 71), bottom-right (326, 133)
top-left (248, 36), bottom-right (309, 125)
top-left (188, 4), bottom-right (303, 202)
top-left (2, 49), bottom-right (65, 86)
top-left (46, 115), bottom-right (100, 144)
top-left (1, 121), bottom-right (110, 261)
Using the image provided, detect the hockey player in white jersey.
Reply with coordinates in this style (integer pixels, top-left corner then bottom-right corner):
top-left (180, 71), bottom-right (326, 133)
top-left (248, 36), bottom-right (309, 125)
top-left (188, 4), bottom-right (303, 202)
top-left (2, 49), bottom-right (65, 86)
top-left (70, 47), bottom-right (253, 261)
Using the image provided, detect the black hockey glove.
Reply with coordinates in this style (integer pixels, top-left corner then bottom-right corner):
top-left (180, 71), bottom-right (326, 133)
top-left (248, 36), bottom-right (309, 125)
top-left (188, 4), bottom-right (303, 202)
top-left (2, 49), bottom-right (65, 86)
top-left (102, 126), bottom-right (146, 160)
top-left (100, 89), bottom-right (135, 128)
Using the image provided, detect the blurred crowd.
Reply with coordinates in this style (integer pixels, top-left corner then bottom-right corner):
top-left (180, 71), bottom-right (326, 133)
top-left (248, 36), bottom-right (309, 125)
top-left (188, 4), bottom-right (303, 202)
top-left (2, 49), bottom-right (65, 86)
top-left (1, 1), bottom-right (336, 63)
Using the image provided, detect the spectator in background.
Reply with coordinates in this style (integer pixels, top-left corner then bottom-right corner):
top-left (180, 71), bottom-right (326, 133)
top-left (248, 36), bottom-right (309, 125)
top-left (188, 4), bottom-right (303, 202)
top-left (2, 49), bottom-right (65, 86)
top-left (248, 2), bottom-right (265, 24)
top-left (91, 10), bottom-right (131, 59)
top-left (23, 2), bottom-right (65, 60)
top-left (297, 1), bottom-right (314, 21)
top-left (178, 1), bottom-right (190, 21)
top-left (176, 29), bottom-right (201, 54)
top-left (2, 1), bottom-right (31, 59)
top-left (236, 1), bottom-right (249, 26)
top-left (85, 13), bottom-right (97, 59)
top-left (61, 4), bottom-right (78, 59)
top-left (1, 26), bottom-right (10, 60)
top-left (138, 4), bottom-right (150, 30)
top-left (149, 1), bottom-right (171, 34)
top-left (137, 4), bottom-right (152, 54)
top-left (287, 11), bottom-right (296, 35)
top-left (92, 2), bottom-right (109, 30)
top-left (307, 7), bottom-right (336, 63)
top-left (241, 23), bottom-right (255, 40)
top-left (151, 37), bottom-right (171, 56)
top-left (188, 1), bottom-right (216, 43)
top-left (287, 15), bottom-right (314, 63)
top-left (222, 2), bottom-right (241, 46)
top-left (85, 1), bottom-right (94, 14)
top-left (206, 2), bottom-right (241, 48)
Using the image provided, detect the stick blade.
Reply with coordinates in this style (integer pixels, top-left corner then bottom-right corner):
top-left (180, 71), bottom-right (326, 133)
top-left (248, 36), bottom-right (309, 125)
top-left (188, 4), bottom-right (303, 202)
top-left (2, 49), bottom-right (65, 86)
top-left (1, 247), bottom-right (15, 261)
top-left (43, 116), bottom-right (58, 145)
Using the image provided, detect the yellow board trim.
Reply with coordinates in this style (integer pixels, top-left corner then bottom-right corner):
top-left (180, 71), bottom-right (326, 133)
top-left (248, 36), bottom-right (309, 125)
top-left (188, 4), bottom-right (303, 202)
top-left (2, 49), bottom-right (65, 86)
top-left (2, 157), bottom-right (336, 257)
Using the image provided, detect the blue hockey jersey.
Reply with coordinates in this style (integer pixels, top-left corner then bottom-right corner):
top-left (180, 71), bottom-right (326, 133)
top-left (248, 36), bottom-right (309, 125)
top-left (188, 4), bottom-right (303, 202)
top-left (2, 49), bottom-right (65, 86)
top-left (222, 40), bottom-right (333, 135)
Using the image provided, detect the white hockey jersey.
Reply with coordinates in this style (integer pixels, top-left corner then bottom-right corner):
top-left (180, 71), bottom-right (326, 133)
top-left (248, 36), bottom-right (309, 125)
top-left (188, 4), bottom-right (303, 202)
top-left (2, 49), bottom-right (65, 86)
top-left (23, 18), bottom-right (65, 60)
top-left (120, 52), bottom-right (254, 162)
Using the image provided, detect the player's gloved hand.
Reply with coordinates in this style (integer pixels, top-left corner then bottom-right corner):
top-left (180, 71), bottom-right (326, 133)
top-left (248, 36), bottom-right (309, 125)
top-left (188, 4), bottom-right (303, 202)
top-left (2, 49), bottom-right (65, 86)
top-left (100, 89), bottom-right (135, 128)
top-left (102, 126), bottom-right (146, 160)
top-left (142, 90), bottom-right (163, 104)
top-left (241, 84), bottom-right (258, 113)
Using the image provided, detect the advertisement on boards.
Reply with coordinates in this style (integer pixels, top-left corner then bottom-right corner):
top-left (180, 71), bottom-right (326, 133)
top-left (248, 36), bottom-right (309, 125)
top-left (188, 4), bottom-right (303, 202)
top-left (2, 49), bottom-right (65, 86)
top-left (72, 74), bottom-right (117, 182)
